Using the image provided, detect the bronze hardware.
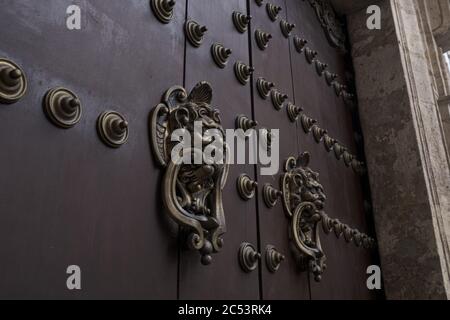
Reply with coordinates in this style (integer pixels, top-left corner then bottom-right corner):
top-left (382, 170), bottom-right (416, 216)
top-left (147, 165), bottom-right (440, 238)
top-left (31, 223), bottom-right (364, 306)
top-left (97, 111), bottom-right (129, 148)
top-left (255, 29), bottom-right (272, 50)
top-left (255, 0), bottom-right (264, 6)
top-left (281, 153), bottom-right (375, 281)
top-left (260, 127), bottom-right (273, 152)
top-left (324, 71), bottom-right (338, 86)
top-left (293, 36), bottom-right (308, 53)
top-left (333, 81), bottom-right (346, 97)
top-left (323, 134), bottom-right (336, 152)
top-left (270, 89), bottom-right (288, 110)
top-left (300, 114), bottom-right (317, 133)
top-left (342, 91), bottom-right (356, 108)
top-left (234, 61), bottom-right (254, 85)
top-left (280, 19), bottom-right (295, 38)
top-left (343, 150), bottom-right (354, 167)
top-left (265, 245), bottom-right (285, 273)
top-left (236, 114), bottom-right (258, 131)
top-left (351, 159), bottom-right (366, 175)
top-left (256, 77), bottom-right (275, 99)
top-left (237, 174), bottom-right (258, 200)
top-left (239, 242), bottom-right (261, 273)
top-left (315, 60), bottom-right (328, 76)
top-left (312, 125), bottom-right (327, 143)
top-left (150, 0), bottom-right (175, 24)
top-left (211, 43), bottom-right (232, 69)
top-left (287, 103), bottom-right (303, 122)
top-left (0, 58), bottom-right (27, 104)
top-left (333, 142), bottom-right (346, 160)
top-left (263, 183), bottom-right (282, 208)
top-left (266, 3), bottom-right (282, 21)
top-left (150, 82), bottom-right (229, 265)
top-left (43, 87), bottom-right (82, 129)
top-left (233, 11), bottom-right (251, 33)
top-left (185, 20), bottom-right (207, 47)
top-left (305, 47), bottom-right (318, 64)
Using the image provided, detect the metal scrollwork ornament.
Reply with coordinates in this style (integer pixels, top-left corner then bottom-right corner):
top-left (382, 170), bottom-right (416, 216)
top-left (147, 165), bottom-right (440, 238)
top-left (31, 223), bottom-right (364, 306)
top-left (211, 43), bottom-right (232, 69)
top-left (280, 19), bottom-right (295, 38)
top-left (234, 62), bottom-right (254, 85)
top-left (0, 58), bottom-right (27, 104)
top-left (151, 0), bottom-right (176, 24)
top-left (266, 3), bottom-right (282, 21)
top-left (185, 20), bottom-right (208, 47)
top-left (255, 30), bottom-right (272, 50)
top-left (256, 77), bottom-right (275, 99)
top-left (150, 82), bottom-right (229, 265)
top-left (233, 11), bottom-right (252, 33)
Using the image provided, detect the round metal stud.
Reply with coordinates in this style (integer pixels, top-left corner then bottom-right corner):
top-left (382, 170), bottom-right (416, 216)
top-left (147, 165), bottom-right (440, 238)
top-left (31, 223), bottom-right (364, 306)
top-left (300, 114), bottom-right (317, 133)
top-left (43, 87), bottom-right (82, 129)
top-left (185, 20), bottom-right (207, 47)
top-left (150, 0), bottom-right (176, 24)
top-left (97, 111), bottom-right (129, 148)
top-left (323, 134), bottom-right (336, 152)
top-left (312, 125), bottom-right (327, 143)
top-left (280, 19), bottom-right (295, 38)
top-left (0, 58), bottom-right (27, 104)
top-left (293, 36), bottom-right (308, 53)
top-left (266, 3), bottom-right (282, 21)
top-left (287, 102), bottom-right (303, 122)
top-left (263, 183), bottom-right (282, 208)
top-left (256, 77), bottom-right (275, 99)
top-left (234, 61), bottom-right (254, 85)
top-left (255, 29), bottom-right (272, 50)
top-left (315, 60), bottom-right (328, 76)
top-left (270, 89), bottom-right (288, 110)
top-left (343, 151), bottom-right (354, 167)
top-left (237, 174), bottom-right (258, 200)
top-left (232, 11), bottom-right (251, 33)
top-left (255, 0), bottom-right (264, 6)
top-left (333, 142), bottom-right (346, 160)
top-left (305, 47), bottom-right (318, 64)
top-left (239, 242), bottom-right (261, 273)
top-left (333, 81), bottom-right (346, 97)
top-left (324, 71), bottom-right (338, 86)
top-left (211, 43), bottom-right (232, 69)
top-left (236, 114), bottom-right (258, 131)
top-left (265, 245), bottom-right (285, 273)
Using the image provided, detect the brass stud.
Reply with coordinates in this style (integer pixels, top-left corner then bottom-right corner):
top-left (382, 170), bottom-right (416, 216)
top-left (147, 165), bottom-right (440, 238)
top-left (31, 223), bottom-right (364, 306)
top-left (211, 43), bottom-right (232, 68)
top-left (266, 3), bottom-right (282, 21)
top-left (236, 114), bottom-right (258, 131)
top-left (287, 103), bottom-right (303, 122)
top-left (324, 71), bottom-right (338, 86)
top-left (260, 127), bottom-right (273, 152)
top-left (43, 87), bottom-right (82, 129)
top-left (315, 60), bottom-right (328, 76)
top-left (185, 20), bottom-right (207, 47)
top-left (333, 81), bottom-right (346, 97)
top-left (255, 0), bottom-right (264, 6)
top-left (323, 134), bottom-right (336, 152)
top-left (233, 11), bottom-right (251, 33)
top-left (256, 77), bottom-right (275, 99)
top-left (150, 0), bottom-right (176, 24)
top-left (293, 36), bottom-right (308, 53)
top-left (270, 89), bottom-right (288, 110)
top-left (305, 47), bottom-right (318, 64)
top-left (300, 114), bottom-right (317, 133)
top-left (265, 245), bottom-right (285, 273)
top-left (312, 125), bottom-right (327, 143)
top-left (343, 151), bottom-right (354, 167)
top-left (333, 142), bottom-right (346, 160)
top-left (280, 19), bottom-right (295, 38)
top-left (239, 242), bottom-right (261, 273)
top-left (237, 174), bottom-right (258, 200)
top-left (0, 58), bottom-right (27, 104)
top-left (97, 111), bottom-right (129, 148)
top-left (234, 61), bottom-right (254, 85)
top-left (255, 29), bottom-right (272, 50)
top-left (351, 159), bottom-right (366, 175)
top-left (263, 183), bottom-right (282, 208)
top-left (342, 91), bottom-right (356, 109)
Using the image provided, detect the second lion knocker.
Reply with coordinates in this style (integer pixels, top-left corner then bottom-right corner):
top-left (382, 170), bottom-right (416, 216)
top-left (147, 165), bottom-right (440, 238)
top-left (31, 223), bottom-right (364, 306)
top-left (150, 82), bottom-right (229, 265)
top-left (281, 152), bottom-right (327, 282)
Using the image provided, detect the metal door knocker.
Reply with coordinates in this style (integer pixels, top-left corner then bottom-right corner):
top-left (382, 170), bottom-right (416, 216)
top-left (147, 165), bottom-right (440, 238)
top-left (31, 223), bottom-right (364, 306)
top-left (43, 87), bottom-right (82, 128)
top-left (150, 82), bottom-right (229, 265)
top-left (0, 58), bottom-right (27, 104)
top-left (97, 111), bottom-right (129, 148)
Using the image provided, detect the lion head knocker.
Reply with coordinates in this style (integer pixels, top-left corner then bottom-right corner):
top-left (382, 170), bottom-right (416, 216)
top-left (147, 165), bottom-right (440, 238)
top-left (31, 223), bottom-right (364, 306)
top-left (281, 152), bottom-right (327, 281)
top-left (150, 82), bottom-right (229, 265)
